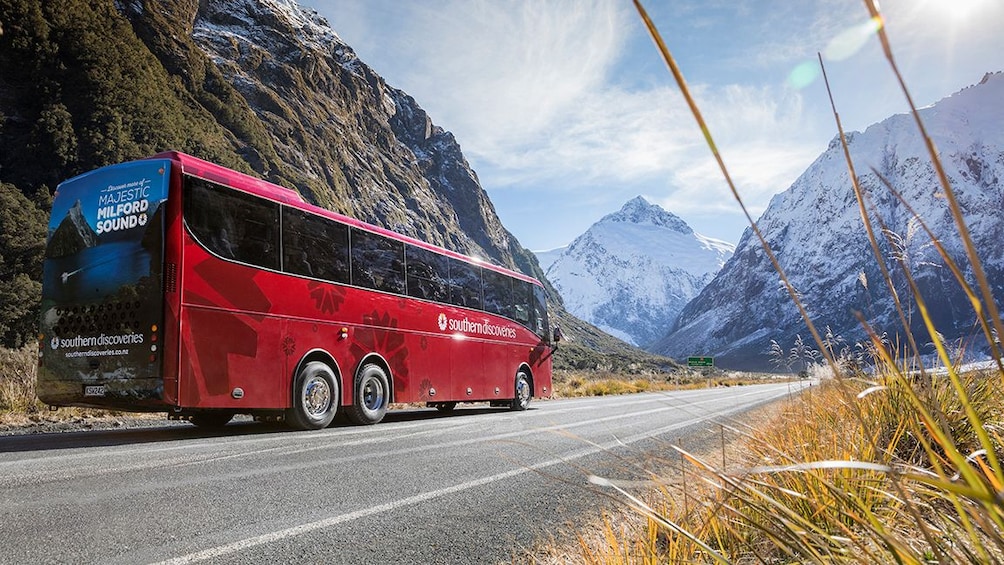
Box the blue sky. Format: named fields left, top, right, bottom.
left=301, top=0, right=1003, bottom=252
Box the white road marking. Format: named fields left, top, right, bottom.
left=153, top=386, right=796, bottom=564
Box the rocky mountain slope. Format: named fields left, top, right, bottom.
left=543, top=197, right=733, bottom=347
left=0, top=0, right=670, bottom=369
left=0, top=0, right=527, bottom=271
left=652, top=72, right=1004, bottom=370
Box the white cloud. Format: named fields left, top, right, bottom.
left=374, top=0, right=630, bottom=154
left=480, top=79, right=823, bottom=214
left=306, top=0, right=1003, bottom=250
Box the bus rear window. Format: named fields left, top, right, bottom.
left=184, top=176, right=279, bottom=270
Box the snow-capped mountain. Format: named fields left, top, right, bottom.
left=534, top=246, right=567, bottom=272
left=543, top=197, right=734, bottom=346
left=651, top=72, right=1004, bottom=370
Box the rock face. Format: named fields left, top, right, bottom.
left=121, top=0, right=533, bottom=272
left=651, top=72, right=1004, bottom=370
left=3, top=0, right=670, bottom=364
left=0, top=0, right=555, bottom=290
left=543, top=197, right=733, bottom=347
left=45, top=200, right=99, bottom=258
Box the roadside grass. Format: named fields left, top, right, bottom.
left=0, top=344, right=41, bottom=415
left=537, top=1, right=1004, bottom=562
left=552, top=369, right=782, bottom=398
left=541, top=369, right=1004, bottom=563
left=0, top=343, right=144, bottom=427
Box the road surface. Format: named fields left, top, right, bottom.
left=0, top=381, right=810, bottom=564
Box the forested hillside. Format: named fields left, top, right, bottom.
left=0, top=0, right=668, bottom=371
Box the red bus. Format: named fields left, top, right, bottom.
left=37, top=152, right=557, bottom=429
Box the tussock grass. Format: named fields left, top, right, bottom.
left=552, top=369, right=780, bottom=398
left=561, top=373, right=1004, bottom=564
left=547, top=1, right=1004, bottom=563
left=0, top=344, right=142, bottom=426
left=0, top=344, right=41, bottom=414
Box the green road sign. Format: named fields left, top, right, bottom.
left=687, top=356, right=714, bottom=367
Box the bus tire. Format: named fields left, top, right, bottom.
left=511, top=370, right=531, bottom=411
left=189, top=411, right=234, bottom=428
left=346, top=363, right=389, bottom=425
left=286, top=361, right=338, bottom=430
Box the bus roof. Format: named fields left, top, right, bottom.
left=149, top=151, right=542, bottom=287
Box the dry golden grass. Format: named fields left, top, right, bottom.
left=0, top=343, right=155, bottom=428
left=535, top=1, right=1004, bottom=562
left=551, top=369, right=782, bottom=399
left=535, top=374, right=1004, bottom=564
left=0, top=344, right=41, bottom=415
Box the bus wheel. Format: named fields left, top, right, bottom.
left=346, top=363, right=389, bottom=425
left=511, top=370, right=531, bottom=411
left=286, top=361, right=338, bottom=430
left=189, top=412, right=234, bottom=428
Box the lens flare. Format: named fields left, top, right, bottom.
left=825, top=16, right=883, bottom=61
left=788, top=61, right=819, bottom=89
left=787, top=16, right=883, bottom=89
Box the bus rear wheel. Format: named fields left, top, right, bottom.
left=511, top=370, right=531, bottom=411
left=286, top=361, right=338, bottom=430
left=346, top=363, right=389, bottom=425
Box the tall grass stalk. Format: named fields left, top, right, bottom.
left=631, top=0, right=840, bottom=379
left=861, top=0, right=1004, bottom=359
left=566, top=1, right=1004, bottom=562
left=573, top=377, right=1004, bottom=563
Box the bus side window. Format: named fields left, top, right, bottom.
left=482, top=269, right=513, bottom=319
left=282, top=207, right=349, bottom=283
left=351, top=228, right=405, bottom=294
left=406, top=245, right=449, bottom=303
left=448, top=259, right=482, bottom=310
left=184, top=176, right=278, bottom=270
left=513, top=280, right=531, bottom=325
left=531, top=285, right=550, bottom=339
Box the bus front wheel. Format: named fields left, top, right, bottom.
left=346, top=363, right=389, bottom=425
left=286, top=361, right=338, bottom=430
left=511, top=370, right=532, bottom=411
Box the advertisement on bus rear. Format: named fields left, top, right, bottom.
left=37, top=159, right=170, bottom=406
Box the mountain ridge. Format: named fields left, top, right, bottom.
left=544, top=196, right=733, bottom=347
left=652, top=71, right=1004, bottom=369
left=0, top=0, right=672, bottom=371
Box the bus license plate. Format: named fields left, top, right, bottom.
left=84, top=385, right=106, bottom=397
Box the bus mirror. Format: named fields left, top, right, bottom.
left=552, top=325, right=563, bottom=344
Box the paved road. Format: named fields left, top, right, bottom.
left=0, top=381, right=810, bottom=564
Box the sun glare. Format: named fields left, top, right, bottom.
left=918, top=0, right=990, bottom=22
